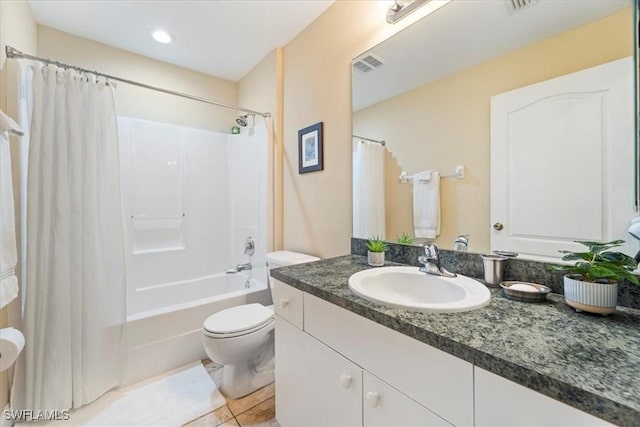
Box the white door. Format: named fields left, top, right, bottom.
left=491, top=57, right=636, bottom=260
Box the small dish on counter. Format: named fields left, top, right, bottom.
left=500, top=281, right=551, bottom=302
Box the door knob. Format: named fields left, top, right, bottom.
left=493, top=222, right=504, bottom=231
left=279, top=299, right=289, bottom=308
left=339, top=374, right=352, bottom=389
left=366, top=392, right=380, bottom=407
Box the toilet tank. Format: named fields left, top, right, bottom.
left=266, top=251, right=320, bottom=302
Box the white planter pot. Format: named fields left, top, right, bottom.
left=368, top=251, right=385, bottom=267
left=563, top=275, right=618, bottom=315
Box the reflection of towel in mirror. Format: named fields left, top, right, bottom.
left=0, top=109, right=20, bottom=309
left=413, top=171, right=440, bottom=239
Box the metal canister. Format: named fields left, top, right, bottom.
left=481, top=254, right=508, bottom=286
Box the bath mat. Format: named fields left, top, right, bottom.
left=27, top=362, right=225, bottom=426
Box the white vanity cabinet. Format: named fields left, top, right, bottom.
left=276, top=311, right=449, bottom=427
left=274, top=280, right=612, bottom=427
left=274, top=280, right=468, bottom=426
left=303, top=292, right=472, bottom=426
left=474, top=367, right=613, bottom=427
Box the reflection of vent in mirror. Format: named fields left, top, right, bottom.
left=509, top=0, right=538, bottom=12
left=352, top=52, right=385, bottom=73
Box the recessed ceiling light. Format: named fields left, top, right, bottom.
left=152, top=30, right=173, bottom=44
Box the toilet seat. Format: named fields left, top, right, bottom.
left=203, top=303, right=274, bottom=338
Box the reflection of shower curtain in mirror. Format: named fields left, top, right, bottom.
left=352, top=140, right=385, bottom=238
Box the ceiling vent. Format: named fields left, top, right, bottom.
left=509, top=0, right=538, bottom=12
left=352, top=52, right=386, bottom=73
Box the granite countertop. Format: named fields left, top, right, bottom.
left=270, top=255, right=640, bottom=427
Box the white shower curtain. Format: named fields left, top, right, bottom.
left=15, top=64, right=126, bottom=411
left=352, top=140, right=385, bottom=238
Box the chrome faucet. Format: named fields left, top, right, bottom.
left=236, top=262, right=252, bottom=272
left=418, top=244, right=457, bottom=278
left=225, top=262, right=252, bottom=274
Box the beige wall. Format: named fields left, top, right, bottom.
left=38, top=26, right=238, bottom=133
left=282, top=0, right=425, bottom=259
left=354, top=7, right=633, bottom=253
left=0, top=0, right=38, bottom=410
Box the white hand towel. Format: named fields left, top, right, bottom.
left=413, top=171, right=440, bottom=239
left=0, top=111, right=19, bottom=309
left=0, top=109, right=23, bottom=136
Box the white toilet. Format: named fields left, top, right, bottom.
left=202, top=250, right=319, bottom=398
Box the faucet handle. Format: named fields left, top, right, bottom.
left=424, top=244, right=439, bottom=260
left=244, top=237, right=255, bottom=256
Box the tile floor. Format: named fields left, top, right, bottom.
left=182, top=360, right=280, bottom=427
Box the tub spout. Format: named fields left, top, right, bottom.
left=226, top=263, right=252, bottom=274
left=236, top=262, right=252, bottom=272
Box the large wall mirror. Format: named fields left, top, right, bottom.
left=352, top=0, right=638, bottom=260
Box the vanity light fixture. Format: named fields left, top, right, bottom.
left=386, top=0, right=451, bottom=24
left=152, top=29, right=173, bottom=44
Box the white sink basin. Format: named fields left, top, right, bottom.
left=348, top=266, right=490, bottom=313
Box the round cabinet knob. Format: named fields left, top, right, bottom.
left=339, top=374, right=352, bottom=389
left=366, top=392, right=380, bottom=408
left=279, top=299, right=289, bottom=308
left=493, top=222, right=504, bottom=231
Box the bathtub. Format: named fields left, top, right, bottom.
left=124, top=269, right=271, bottom=385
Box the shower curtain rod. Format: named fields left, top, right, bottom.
left=353, top=134, right=386, bottom=146
left=5, top=45, right=271, bottom=118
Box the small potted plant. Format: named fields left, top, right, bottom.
left=549, top=240, right=638, bottom=315
left=366, top=236, right=389, bottom=267
left=396, top=232, right=414, bottom=245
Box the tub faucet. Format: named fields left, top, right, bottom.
left=225, top=262, right=252, bottom=274
left=236, top=262, right=252, bottom=272
left=418, top=244, right=457, bottom=278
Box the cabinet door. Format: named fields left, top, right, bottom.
left=363, top=372, right=452, bottom=427
left=275, top=316, right=309, bottom=427
left=304, top=293, right=473, bottom=426
left=275, top=315, right=362, bottom=427
left=474, top=367, right=614, bottom=427
left=302, top=332, right=363, bottom=427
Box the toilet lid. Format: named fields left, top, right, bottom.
left=203, top=303, right=274, bottom=335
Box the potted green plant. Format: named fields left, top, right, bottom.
left=366, top=236, right=389, bottom=267
left=396, top=232, right=414, bottom=245
left=549, top=240, right=638, bottom=315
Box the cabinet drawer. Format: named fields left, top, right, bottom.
left=304, top=293, right=474, bottom=426
left=273, top=280, right=304, bottom=329
left=475, top=367, right=613, bottom=427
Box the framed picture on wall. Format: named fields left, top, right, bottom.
left=298, top=122, right=323, bottom=174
